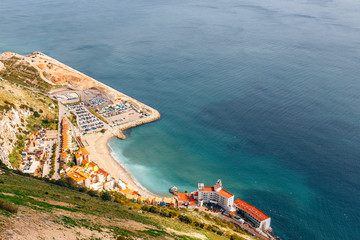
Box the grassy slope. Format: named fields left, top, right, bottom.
left=0, top=170, right=257, bottom=240
left=0, top=56, right=59, bottom=92
left=0, top=60, right=59, bottom=167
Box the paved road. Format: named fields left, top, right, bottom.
left=219, top=215, right=270, bottom=240
left=52, top=101, right=65, bottom=180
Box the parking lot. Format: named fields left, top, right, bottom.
left=65, top=103, right=105, bottom=134
left=99, top=101, right=149, bottom=126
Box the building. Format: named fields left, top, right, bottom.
left=177, top=192, right=198, bottom=209
left=60, top=152, right=70, bottom=163
left=197, top=179, right=235, bottom=211
left=75, top=147, right=90, bottom=166
left=61, top=117, right=72, bottom=152
left=234, top=198, right=271, bottom=230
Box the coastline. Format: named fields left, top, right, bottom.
left=83, top=133, right=158, bottom=198
left=1, top=51, right=162, bottom=198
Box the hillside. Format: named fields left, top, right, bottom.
left=0, top=69, right=58, bottom=168
left=0, top=166, right=258, bottom=240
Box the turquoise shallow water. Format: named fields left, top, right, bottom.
left=1, top=0, right=360, bottom=239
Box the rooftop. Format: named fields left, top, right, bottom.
left=198, top=186, right=234, bottom=199
left=234, top=198, right=269, bottom=222
left=178, top=192, right=198, bottom=203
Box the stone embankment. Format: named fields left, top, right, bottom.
left=113, top=110, right=160, bottom=140
left=117, top=110, right=161, bottom=131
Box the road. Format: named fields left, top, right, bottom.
left=52, top=101, right=65, bottom=180
left=219, top=215, right=271, bottom=240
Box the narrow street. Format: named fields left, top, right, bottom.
left=52, top=102, right=65, bottom=180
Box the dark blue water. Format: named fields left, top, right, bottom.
left=1, top=0, right=360, bottom=239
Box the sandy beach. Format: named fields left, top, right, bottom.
left=83, top=133, right=157, bottom=198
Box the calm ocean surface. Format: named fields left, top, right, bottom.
left=1, top=0, right=360, bottom=239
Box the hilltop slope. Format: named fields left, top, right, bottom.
left=0, top=167, right=258, bottom=240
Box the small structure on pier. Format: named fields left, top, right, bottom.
left=169, top=186, right=178, bottom=195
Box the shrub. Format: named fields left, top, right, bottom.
left=101, top=191, right=112, bottom=201
left=78, top=187, right=87, bottom=193
left=88, top=190, right=98, bottom=197
left=149, top=206, right=159, bottom=213
left=178, top=214, right=192, bottom=224
left=0, top=199, right=18, bottom=213
left=230, top=234, right=246, bottom=240
left=141, top=205, right=150, bottom=211
left=33, top=111, right=40, bottom=118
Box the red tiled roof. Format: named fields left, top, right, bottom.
left=62, top=117, right=70, bottom=131
left=178, top=193, right=187, bottom=201
left=234, top=198, right=269, bottom=222
left=79, top=147, right=90, bottom=156
left=60, top=152, right=69, bottom=158
left=198, top=186, right=233, bottom=199
left=178, top=192, right=197, bottom=203
left=218, top=189, right=234, bottom=198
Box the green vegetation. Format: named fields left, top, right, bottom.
left=33, top=111, right=40, bottom=118
left=0, top=74, right=58, bottom=167
left=8, top=134, right=25, bottom=167
left=0, top=199, right=18, bottom=213
left=88, top=108, right=109, bottom=124
left=0, top=56, right=57, bottom=92
left=68, top=111, right=77, bottom=127
left=0, top=163, right=258, bottom=239
left=101, top=191, right=112, bottom=201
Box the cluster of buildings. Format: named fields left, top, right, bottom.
left=61, top=142, right=177, bottom=207
left=54, top=92, right=79, bottom=103
left=20, top=128, right=57, bottom=176
left=177, top=180, right=271, bottom=231
left=63, top=154, right=127, bottom=192
left=59, top=117, right=72, bottom=165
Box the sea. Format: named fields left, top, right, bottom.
left=1, top=0, right=360, bottom=239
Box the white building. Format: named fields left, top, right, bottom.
left=234, top=198, right=271, bottom=230
left=197, top=179, right=235, bottom=211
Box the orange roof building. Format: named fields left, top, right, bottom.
left=197, top=179, right=234, bottom=211
left=62, top=117, right=70, bottom=132
left=75, top=147, right=90, bottom=166
left=177, top=192, right=198, bottom=209
left=61, top=131, right=71, bottom=151
left=234, top=198, right=271, bottom=230
left=61, top=117, right=72, bottom=152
